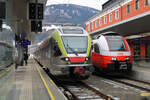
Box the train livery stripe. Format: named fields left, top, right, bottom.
left=52, top=31, right=67, bottom=57
left=35, top=64, right=55, bottom=100
left=69, top=57, right=85, bottom=62
left=87, top=35, right=92, bottom=57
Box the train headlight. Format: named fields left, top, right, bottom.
left=65, top=58, right=69, bottom=61
left=125, top=57, right=130, bottom=60
left=85, top=57, right=89, bottom=61
left=111, top=57, right=117, bottom=61
left=61, top=57, right=69, bottom=61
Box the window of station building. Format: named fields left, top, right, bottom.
left=92, top=22, right=94, bottom=29
left=99, top=18, right=102, bottom=26
left=88, top=23, right=90, bottom=31
left=94, top=44, right=100, bottom=54
left=95, top=20, right=97, bottom=28
left=127, top=4, right=131, bottom=13
left=104, top=16, right=107, bottom=24
left=115, top=10, right=119, bottom=19
left=145, top=0, right=150, bottom=6
left=135, top=0, right=139, bottom=10
left=109, top=13, right=112, bottom=22
left=90, top=23, right=92, bottom=30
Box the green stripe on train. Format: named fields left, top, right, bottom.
left=52, top=31, right=68, bottom=57
left=87, top=35, right=92, bottom=57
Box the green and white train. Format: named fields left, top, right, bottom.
left=34, top=25, right=92, bottom=80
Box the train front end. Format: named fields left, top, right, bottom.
left=102, top=33, right=132, bottom=72
left=92, top=32, right=132, bottom=74
left=52, top=26, right=92, bottom=79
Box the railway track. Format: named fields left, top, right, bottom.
left=35, top=59, right=117, bottom=100
left=46, top=73, right=116, bottom=100
left=62, top=81, right=116, bottom=100
left=106, top=76, right=150, bottom=93
left=124, top=76, right=150, bottom=86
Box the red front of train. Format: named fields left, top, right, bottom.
left=92, top=32, right=132, bottom=73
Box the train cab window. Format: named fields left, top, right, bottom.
left=94, top=44, right=100, bottom=54
left=105, top=36, right=126, bottom=51
left=96, top=35, right=100, bottom=39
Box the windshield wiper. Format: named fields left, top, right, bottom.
left=66, top=44, right=78, bottom=56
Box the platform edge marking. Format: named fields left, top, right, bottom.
left=35, top=64, right=55, bottom=100
left=0, top=65, right=13, bottom=78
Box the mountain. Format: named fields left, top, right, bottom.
left=34, top=4, right=99, bottom=43
left=44, top=4, right=99, bottom=26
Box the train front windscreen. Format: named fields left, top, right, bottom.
left=105, top=36, right=126, bottom=51
left=62, top=36, right=88, bottom=54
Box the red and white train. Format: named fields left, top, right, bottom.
left=92, top=32, right=132, bottom=73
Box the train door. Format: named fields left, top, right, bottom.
left=93, top=43, right=100, bottom=66
left=50, top=38, right=56, bottom=65
left=133, top=39, right=140, bottom=61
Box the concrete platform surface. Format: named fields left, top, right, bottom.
left=0, top=59, right=68, bottom=100
left=128, top=61, right=150, bottom=82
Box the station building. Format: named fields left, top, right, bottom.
left=85, top=0, right=150, bottom=62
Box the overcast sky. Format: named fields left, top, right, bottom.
left=46, top=0, right=109, bottom=10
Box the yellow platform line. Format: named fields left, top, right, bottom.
left=35, top=64, right=55, bottom=100
left=0, top=65, right=13, bottom=78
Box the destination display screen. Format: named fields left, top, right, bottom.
left=62, top=28, right=83, bottom=34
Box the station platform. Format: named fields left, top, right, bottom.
left=127, top=61, right=150, bottom=82
left=0, top=59, right=68, bottom=100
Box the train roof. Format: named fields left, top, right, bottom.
left=42, top=25, right=85, bottom=33
left=95, top=31, right=121, bottom=39
left=101, top=31, right=120, bottom=35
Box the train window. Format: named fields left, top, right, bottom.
left=62, top=36, right=88, bottom=54
left=62, top=28, right=83, bottom=34
left=52, top=39, right=62, bottom=57
left=105, top=36, right=126, bottom=51
left=53, top=45, right=62, bottom=57
left=96, top=35, right=100, bottom=39
left=94, top=44, right=100, bottom=54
